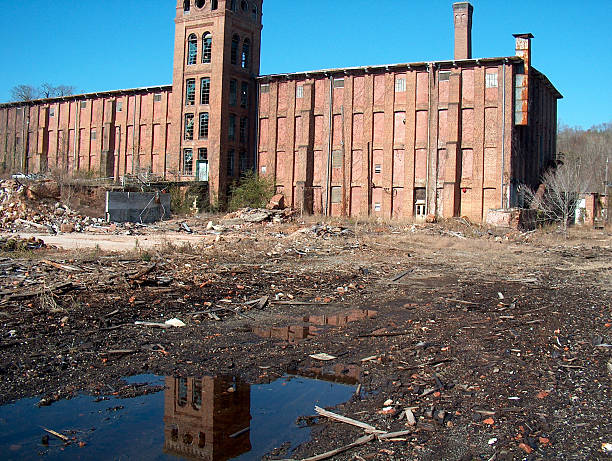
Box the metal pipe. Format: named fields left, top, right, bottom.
left=324, top=75, right=333, bottom=216
left=501, top=60, right=507, bottom=208
left=132, top=95, right=137, bottom=174
left=425, top=63, right=432, bottom=215
left=254, top=79, right=260, bottom=176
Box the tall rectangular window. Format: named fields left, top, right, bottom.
left=116, top=101, right=123, bottom=112
left=200, top=77, right=210, bottom=105
left=240, top=82, right=249, bottom=108
left=184, top=113, right=194, bottom=140
left=229, top=114, right=236, bottom=140
left=486, top=73, right=498, bottom=88
left=229, top=79, right=237, bottom=106
left=239, top=151, right=247, bottom=173
left=296, top=85, right=304, bottom=98
left=395, top=77, right=406, bottom=93
left=154, top=93, right=162, bottom=102
left=228, top=149, right=235, bottom=177
left=239, top=117, right=248, bottom=144
left=183, top=148, right=193, bottom=175
left=186, top=79, right=196, bottom=105
left=91, top=129, right=97, bottom=140
left=199, top=112, right=209, bottom=139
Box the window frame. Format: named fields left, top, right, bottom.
left=231, top=34, right=240, bottom=65
left=240, top=81, right=249, bottom=108
left=241, top=38, right=250, bottom=69
left=183, top=148, right=194, bottom=175
left=185, top=79, right=196, bottom=106
left=187, top=34, right=198, bottom=65
left=184, top=113, right=195, bottom=140
left=200, top=77, right=210, bottom=105
left=199, top=112, right=209, bottom=139
left=228, top=113, right=236, bottom=141
left=229, top=79, right=238, bottom=106
left=202, top=32, right=212, bottom=64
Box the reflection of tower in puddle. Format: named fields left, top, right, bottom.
left=252, top=310, right=377, bottom=342
left=163, top=376, right=251, bottom=461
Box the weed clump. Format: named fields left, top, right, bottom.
left=228, top=171, right=274, bottom=211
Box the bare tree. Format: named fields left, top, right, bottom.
left=10, top=83, right=76, bottom=102
left=521, top=160, right=592, bottom=237
left=10, top=85, right=40, bottom=102
left=39, top=83, right=76, bottom=98
left=558, top=121, right=611, bottom=194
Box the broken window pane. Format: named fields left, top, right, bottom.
left=186, top=79, right=196, bottom=105
left=198, top=147, right=208, bottom=160
left=183, top=149, right=193, bottom=175
left=200, top=77, right=210, bottom=105
left=154, top=93, right=162, bottom=102
left=184, top=113, right=194, bottom=140
left=187, top=34, right=197, bottom=65
left=202, top=32, right=212, bottom=63
left=199, top=112, right=209, bottom=139
left=241, top=39, right=250, bottom=69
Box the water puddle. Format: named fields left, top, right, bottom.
left=0, top=374, right=356, bottom=460
left=253, top=309, right=377, bottom=342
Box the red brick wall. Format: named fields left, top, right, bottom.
left=257, top=62, right=523, bottom=222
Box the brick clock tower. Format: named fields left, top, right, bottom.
left=171, top=0, right=262, bottom=203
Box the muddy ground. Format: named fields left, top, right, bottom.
left=1, top=218, right=611, bottom=460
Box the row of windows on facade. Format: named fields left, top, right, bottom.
left=46, top=94, right=164, bottom=118
left=182, top=147, right=248, bottom=176
left=185, top=78, right=249, bottom=107
left=184, top=112, right=248, bottom=142
left=260, top=71, right=499, bottom=98
left=184, top=0, right=258, bottom=20
left=187, top=32, right=250, bottom=69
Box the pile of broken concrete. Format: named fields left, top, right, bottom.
left=0, top=179, right=105, bottom=234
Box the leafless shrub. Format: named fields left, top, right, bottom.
left=520, top=161, right=592, bottom=237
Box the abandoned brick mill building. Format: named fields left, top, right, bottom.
left=0, top=1, right=561, bottom=222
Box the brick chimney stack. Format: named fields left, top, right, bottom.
left=453, top=2, right=473, bottom=60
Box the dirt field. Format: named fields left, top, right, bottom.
left=1, top=216, right=611, bottom=460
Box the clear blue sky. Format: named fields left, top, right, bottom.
left=0, top=0, right=610, bottom=129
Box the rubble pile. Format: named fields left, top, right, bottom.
left=0, top=235, right=46, bottom=252
left=0, top=180, right=105, bottom=233
left=223, top=207, right=297, bottom=224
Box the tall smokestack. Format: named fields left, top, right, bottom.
left=453, top=2, right=473, bottom=60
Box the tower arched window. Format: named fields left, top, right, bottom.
left=231, top=35, right=240, bottom=65
left=241, top=39, right=250, bottom=69
left=183, top=0, right=191, bottom=13
left=252, top=4, right=258, bottom=20
left=187, top=34, right=197, bottom=65
left=202, top=32, right=212, bottom=63
left=230, top=0, right=238, bottom=12
left=195, top=0, right=205, bottom=8
left=211, top=0, right=218, bottom=9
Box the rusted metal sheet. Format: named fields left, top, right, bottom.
left=515, top=74, right=529, bottom=125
